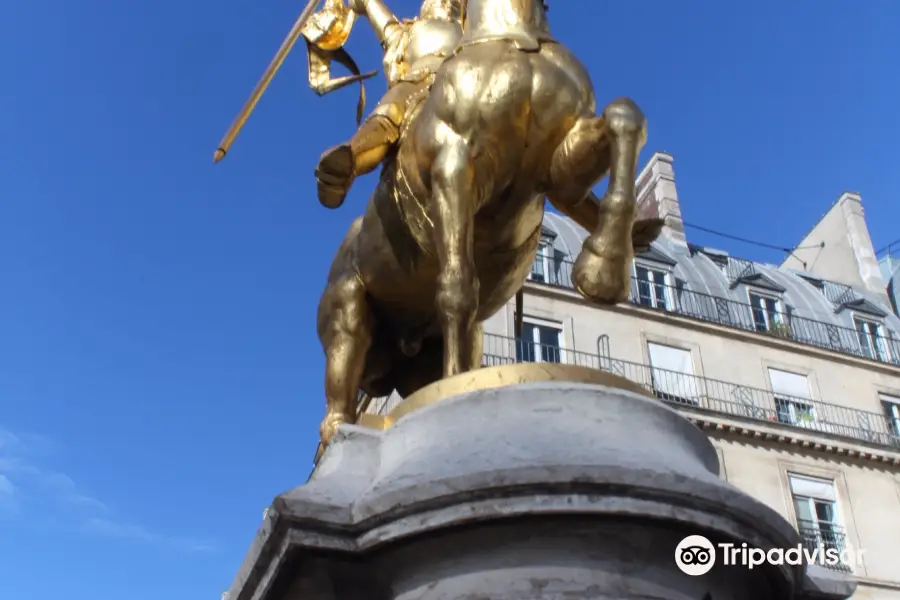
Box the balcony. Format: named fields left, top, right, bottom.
left=363, top=334, right=900, bottom=452
left=481, top=334, right=898, bottom=449
left=526, top=255, right=900, bottom=367
left=797, top=519, right=854, bottom=573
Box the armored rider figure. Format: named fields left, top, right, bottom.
left=315, top=0, right=465, bottom=209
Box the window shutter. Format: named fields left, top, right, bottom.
left=789, top=474, right=835, bottom=501
left=647, top=343, right=698, bottom=400
left=768, top=368, right=811, bottom=400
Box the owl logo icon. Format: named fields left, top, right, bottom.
left=676, top=535, right=716, bottom=576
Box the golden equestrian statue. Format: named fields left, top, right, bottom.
left=214, top=0, right=664, bottom=445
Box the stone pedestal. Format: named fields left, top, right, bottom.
left=222, top=365, right=856, bottom=600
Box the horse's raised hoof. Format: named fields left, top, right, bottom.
left=315, top=144, right=355, bottom=209
left=572, top=235, right=632, bottom=305
left=631, top=218, right=666, bottom=253
left=319, top=410, right=351, bottom=445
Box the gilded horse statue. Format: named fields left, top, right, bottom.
left=314, top=0, right=664, bottom=444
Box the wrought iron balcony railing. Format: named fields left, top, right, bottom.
left=483, top=334, right=898, bottom=449
left=526, top=255, right=900, bottom=366
left=796, top=519, right=853, bottom=572
left=362, top=334, right=900, bottom=450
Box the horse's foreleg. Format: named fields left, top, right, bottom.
left=546, top=115, right=611, bottom=227
left=549, top=98, right=646, bottom=304
left=430, top=139, right=480, bottom=378
left=317, top=270, right=375, bottom=445
left=469, top=321, right=484, bottom=370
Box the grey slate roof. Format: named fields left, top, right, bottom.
left=541, top=211, right=900, bottom=341
left=880, top=258, right=900, bottom=317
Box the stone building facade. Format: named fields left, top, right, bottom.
left=362, top=152, right=900, bottom=598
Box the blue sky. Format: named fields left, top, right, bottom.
left=0, top=1, right=897, bottom=598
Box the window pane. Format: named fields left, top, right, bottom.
left=889, top=402, right=900, bottom=436
left=855, top=319, right=874, bottom=358
left=814, top=500, right=836, bottom=524
left=752, top=306, right=768, bottom=331
left=765, top=298, right=781, bottom=325
left=794, top=498, right=815, bottom=523
left=637, top=279, right=653, bottom=307
left=516, top=324, right=538, bottom=362
left=749, top=294, right=768, bottom=331
left=654, top=282, right=667, bottom=310
left=530, top=249, right=545, bottom=282
left=516, top=323, right=561, bottom=364
left=775, top=398, right=794, bottom=424
left=538, top=325, right=561, bottom=363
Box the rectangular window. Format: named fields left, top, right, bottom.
left=635, top=265, right=669, bottom=310
left=529, top=240, right=553, bottom=284
left=881, top=393, right=900, bottom=438
left=854, top=317, right=889, bottom=361
left=789, top=474, right=845, bottom=558
left=516, top=320, right=562, bottom=364
left=768, top=369, right=816, bottom=428
left=647, top=342, right=699, bottom=405
left=749, top=292, right=782, bottom=332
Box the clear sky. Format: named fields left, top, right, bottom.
left=0, top=1, right=897, bottom=598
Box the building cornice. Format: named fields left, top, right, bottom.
left=681, top=411, right=900, bottom=467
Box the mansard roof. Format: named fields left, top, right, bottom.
left=540, top=209, right=900, bottom=338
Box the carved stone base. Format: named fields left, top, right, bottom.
left=223, top=366, right=856, bottom=600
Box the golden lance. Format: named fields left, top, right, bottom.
left=213, top=0, right=324, bottom=163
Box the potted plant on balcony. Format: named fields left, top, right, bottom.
left=796, top=411, right=817, bottom=429
left=769, top=321, right=792, bottom=339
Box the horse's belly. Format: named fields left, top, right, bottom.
left=475, top=222, right=543, bottom=320
left=360, top=224, right=541, bottom=330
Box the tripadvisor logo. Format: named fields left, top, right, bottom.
left=675, top=535, right=717, bottom=576
left=675, top=535, right=864, bottom=576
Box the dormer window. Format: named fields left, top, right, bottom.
left=854, top=316, right=890, bottom=361
left=529, top=237, right=554, bottom=285
left=699, top=247, right=729, bottom=276
left=635, top=264, right=671, bottom=310
left=748, top=291, right=785, bottom=333
left=798, top=274, right=826, bottom=295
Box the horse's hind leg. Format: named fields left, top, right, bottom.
left=317, top=261, right=375, bottom=445
left=549, top=98, right=647, bottom=304
left=430, top=140, right=480, bottom=377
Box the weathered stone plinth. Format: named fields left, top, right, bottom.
left=223, top=365, right=856, bottom=600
